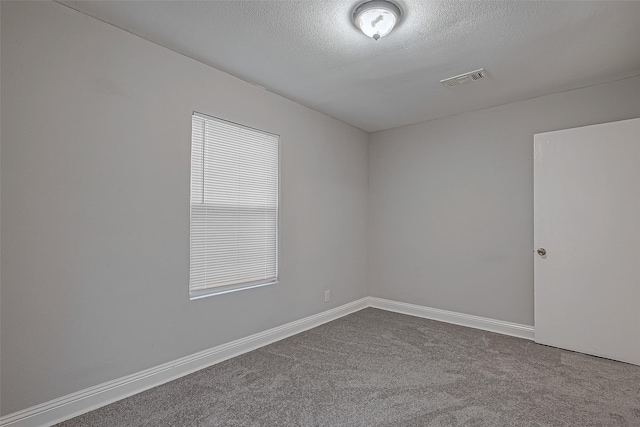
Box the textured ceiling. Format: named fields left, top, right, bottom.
left=59, top=0, right=640, bottom=132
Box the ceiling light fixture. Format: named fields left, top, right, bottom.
left=352, top=0, right=402, bottom=41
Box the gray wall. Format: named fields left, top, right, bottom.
left=368, top=74, right=640, bottom=327
left=0, top=2, right=368, bottom=414
left=0, top=1, right=3, bottom=414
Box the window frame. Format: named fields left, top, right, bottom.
left=189, top=111, right=280, bottom=300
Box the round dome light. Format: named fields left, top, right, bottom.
left=352, top=0, right=402, bottom=41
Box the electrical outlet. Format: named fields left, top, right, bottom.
left=324, top=290, right=331, bottom=303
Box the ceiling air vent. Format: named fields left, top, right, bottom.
left=441, top=69, right=487, bottom=88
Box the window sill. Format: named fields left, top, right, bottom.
left=189, top=280, right=278, bottom=300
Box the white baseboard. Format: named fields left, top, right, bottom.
left=368, top=297, right=535, bottom=341
left=1, top=296, right=534, bottom=427
left=0, top=298, right=369, bottom=427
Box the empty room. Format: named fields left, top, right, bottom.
left=1, top=0, right=640, bottom=426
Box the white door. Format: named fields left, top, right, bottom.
left=534, top=118, right=640, bottom=365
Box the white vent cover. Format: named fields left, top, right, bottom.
left=441, top=69, right=487, bottom=87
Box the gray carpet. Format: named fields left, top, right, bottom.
left=56, top=308, right=640, bottom=426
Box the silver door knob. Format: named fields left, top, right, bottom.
left=537, top=248, right=546, bottom=256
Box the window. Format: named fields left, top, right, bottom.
left=190, top=112, right=279, bottom=299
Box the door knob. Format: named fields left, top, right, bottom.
left=537, top=248, right=546, bottom=256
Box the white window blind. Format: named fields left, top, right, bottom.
left=190, top=113, right=279, bottom=298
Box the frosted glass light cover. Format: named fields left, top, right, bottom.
left=356, top=8, right=397, bottom=39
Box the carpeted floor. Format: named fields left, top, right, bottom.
left=56, top=308, right=640, bottom=426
